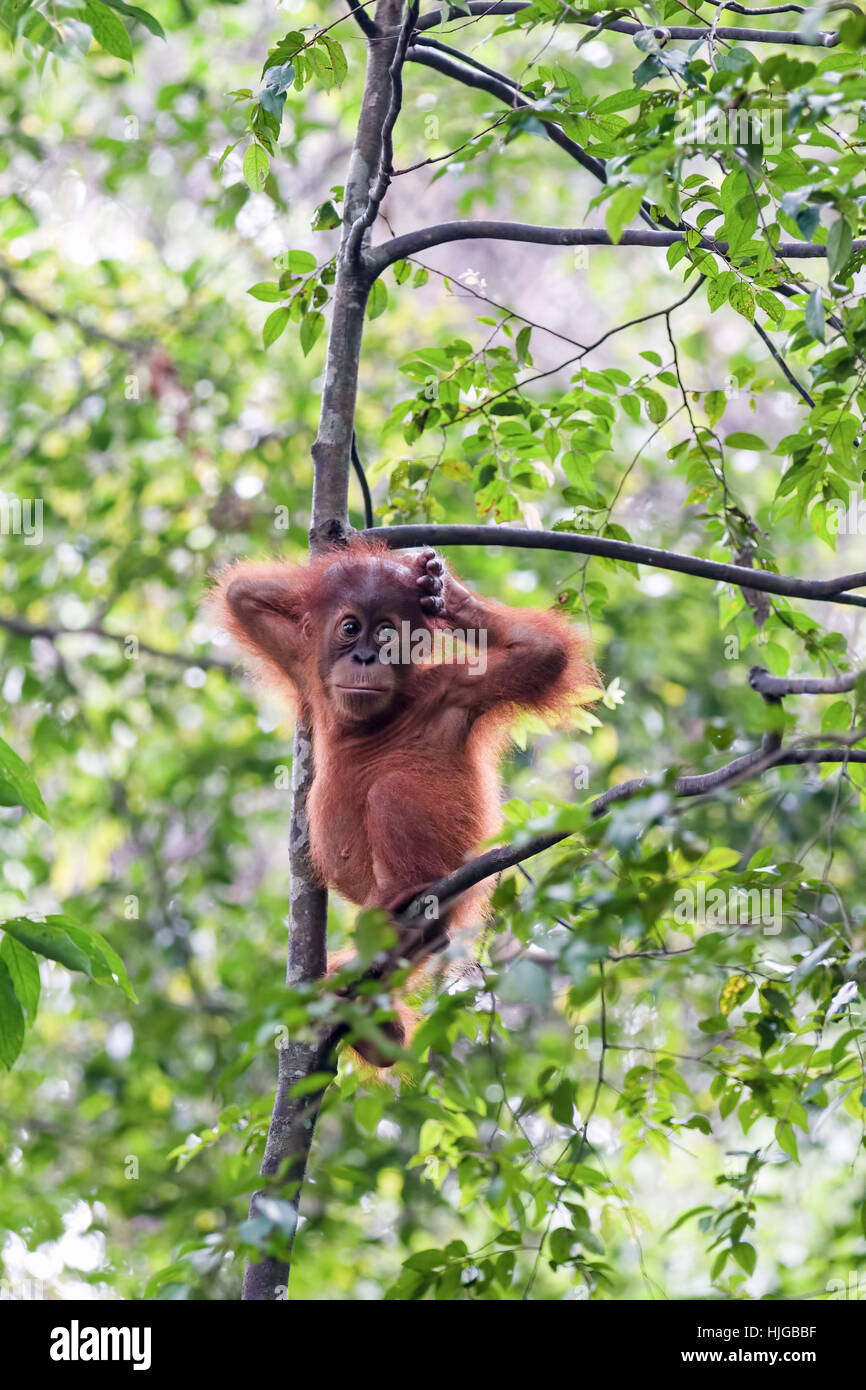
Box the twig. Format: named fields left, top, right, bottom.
left=752, top=318, right=816, bottom=409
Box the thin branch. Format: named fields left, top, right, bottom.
left=362, top=523, right=866, bottom=608
left=393, top=112, right=510, bottom=173
left=351, top=431, right=375, bottom=529
left=719, top=2, right=858, bottom=13
left=0, top=264, right=151, bottom=354
left=243, top=0, right=410, bottom=1303
left=406, top=42, right=619, bottom=208
left=0, top=613, right=231, bottom=670
left=415, top=1, right=843, bottom=45
left=407, top=253, right=588, bottom=350
left=296, top=732, right=866, bottom=1079
left=369, top=220, right=866, bottom=272
left=445, top=279, right=702, bottom=423
left=417, top=0, right=527, bottom=26
left=570, top=15, right=841, bottom=47
left=752, top=318, right=816, bottom=409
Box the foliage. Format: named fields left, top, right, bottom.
left=1, top=0, right=865, bottom=1301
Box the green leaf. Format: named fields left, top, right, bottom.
left=2, top=915, right=136, bottom=1000
left=0, top=936, right=40, bottom=1021
left=63, top=917, right=136, bottom=1000
left=605, top=185, right=643, bottom=245
left=827, top=218, right=853, bottom=280
left=732, top=1241, right=757, bottom=1276
left=515, top=324, right=531, bottom=368
left=0, top=738, right=49, bottom=821
left=320, top=35, right=348, bottom=86
left=640, top=388, right=667, bottom=425
left=805, top=287, right=825, bottom=343
left=263, top=307, right=290, bottom=348
left=100, top=0, right=164, bottom=39
left=247, top=282, right=282, bottom=302
left=756, top=290, right=784, bottom=325
left=299, top=310, right=324, bottom=356
left=286, top=249, right=316, bottom=274
left=242, top=143, right=270, bottom=192
left=366, top=278, right=388, bottom=320
left=728, top=281, right=755, bottom=322
left=0, top=958, right=24, bottom=1068
left=83, top=0, right=133, bottom=61
left=725, top=432, right=767, bottom=450
left=707, top=271, right=735, bottom=313
left=775, top=1119, right=799, bottom=1162
left=704, top=389, right=726, bottom=425
left=312, top=200, right=341, bottom=231
left=2, top=917, right=90, bottom=973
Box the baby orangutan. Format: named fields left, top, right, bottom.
left=212, top=540, right=594, bottom=1065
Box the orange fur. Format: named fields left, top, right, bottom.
left=208, top=540, right=597, bottom=1066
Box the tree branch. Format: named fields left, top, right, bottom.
left=285, top=732, right=866, bottom=1088
left=345, top=0, right=379, bottom=37
left=369, top=220, right=866, bottom=272
left=362, top=524, right=866, bottom=608
left=0, top=263, right=152, bottom=354
left=0, top=613, right=231, bottom=670
left=751, top=318, right=815, bottom=409
left=406, top=41, right=611, bottom=191
left=749, top=665, right=862, bottom=697
left=309, top=2, right=409, bottom=542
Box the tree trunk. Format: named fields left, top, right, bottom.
left=241, top=0, right=405, bottom=1301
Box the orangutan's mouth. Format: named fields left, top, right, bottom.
left=336, top=685, right=387, bottom=695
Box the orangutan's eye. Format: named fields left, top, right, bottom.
left=340, top=617, right=361, bottom=638
left=375, top=623, right=398, bottom=644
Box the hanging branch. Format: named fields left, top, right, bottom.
left=362, top=524, right=866, bottom=609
